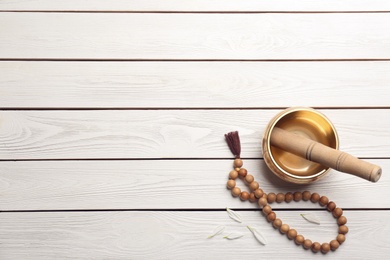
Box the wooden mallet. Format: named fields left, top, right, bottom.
left=270, top=127, right=382, bottom=182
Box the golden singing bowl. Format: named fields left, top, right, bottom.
left=262, top=107, right=339, bottom=184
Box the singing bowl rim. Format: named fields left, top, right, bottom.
left=262, top=107, right=339, bottom=184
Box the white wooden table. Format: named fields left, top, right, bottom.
left=1, top=1, right=390, bottom=259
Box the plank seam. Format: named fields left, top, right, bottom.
left=1, top=11, right=390, bottom=14
left=0, top=157, right=388, bottom=162
left=1, top=107, right=390, bottom=111
left=1, top=208, right=389, bottom=213
left=2, top=59, right=390, bottom=62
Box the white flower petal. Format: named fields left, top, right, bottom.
left=207, top=225, right=225, bottom=238
left=300, top=213, right=321, bottom=225
left=247, top=226, right=267, bottom=245
left=223, top=233, right=244, bottom=240
left=226, top=208, right=242, bottom=223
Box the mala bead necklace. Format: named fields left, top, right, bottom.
left=225, top=131, right=348, bottom=254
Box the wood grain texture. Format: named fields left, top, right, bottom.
left=0, top=210, right=389, bottom=259
left=1, top=13, right=390, bottom=59
left=0, top=159, right=388, bottom=210
left=1, top=0, right=390, bottom=12
left=1, top=1, right=389, bottom=259
left=1, top=61, right=390, bottom=108
left=0, top=110, right=388, bottom=159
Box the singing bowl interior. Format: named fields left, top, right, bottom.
left=263, top=108, right=339, bottom=183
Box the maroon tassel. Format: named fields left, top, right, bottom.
left=225, top=131, right=241, bottom=158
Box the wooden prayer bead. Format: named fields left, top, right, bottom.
left=229, top=170, right=239, bottom=180
left=321, top=243, right=330, bottom=253
left=295, top=235, right=305, bottom=245
left=280, top=224, right=290, bottom=234
left=267, top=192, right=276, bottom=203
left=226, top=179, right=236, bottom=189
left=245, top=174, right=254, bottom=184
left=302, top=191, right=311, bottom=201
left=273, top=218, right=282, bottom=229
left=337, top=234, right=346, bottom=244
left=287, top=229, right=297, bottom=240
left=231, top=187, right=241, bottom=197
left=310, top=192, right=320, bottom=203
left=254, top=189, right=264, bottom=199
left=234, top=158, right=243, bottom=168
left=267, top=212, right=276, bottom=222
left=249, top=181, right=259, bottom=191
left=319, top=196, right=329, bottom=206
left=337, top=216, right=347, bottom=225
left=240, top=191, right=249, bottom=201
left=262, top=205, right=272, bottom=215
left=311, top=242, right=321, bottom=253
left=293, top=192, right=302, bottom=202
left=258, top=197, right=267, bottom=207
left=249, top=192, right=257, bottom=202
left=327, top=201, right=336, bottom=212
left=238, top=168, right=247, bottom=177
left=339, top=225, right=349, bottom=234
left=330, top=240, right=340, bottom=250
left=285, top=192, right=293, bottom=203
left=333, top=207, right=343, bottom=218
left=276, top=193, right=285, bottom=203
left=303, top=239, right=313, bottom=249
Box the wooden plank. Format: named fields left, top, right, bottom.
left=0, top=110, right=388, bottom=159
left=1, top=61, right=390, bottom=108
left=1, top=0, right=390, bottom=12
left=0, top=159, right=388, bottom=210
left=1, top=13, right=390, bottom=59
left=0, top=210, right=389, bottom=259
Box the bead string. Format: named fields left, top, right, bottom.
left=227, top=158, right=348, bottom=254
